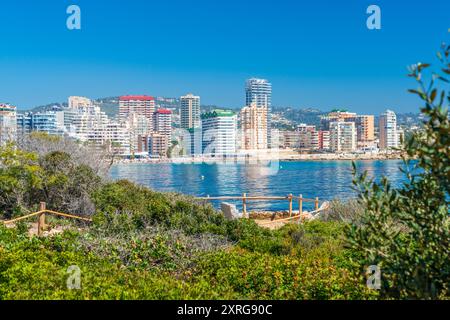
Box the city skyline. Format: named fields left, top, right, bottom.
left=1, top=1, right=449, bottom=112
left=4, top=89, right=403, bottom=158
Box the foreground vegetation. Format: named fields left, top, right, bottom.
left=0, top=44, right=449, bottom=300
left=0, top=180, right=374, bottom=299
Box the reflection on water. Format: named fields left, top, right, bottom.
left=110, top=160, right=407, bottom=211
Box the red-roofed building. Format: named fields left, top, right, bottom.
left=153, top=108, right=172, bottom=138
left=119, top=95, right=156, bottom=120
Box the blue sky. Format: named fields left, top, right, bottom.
left=0, top=0, right=449, bottom=112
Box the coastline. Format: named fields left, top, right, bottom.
left=113, top=152, right=405, bottom=165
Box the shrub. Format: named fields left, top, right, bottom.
left=323, top=199, right=365, bottom=223
left=347, top=43, right=450, bottom=299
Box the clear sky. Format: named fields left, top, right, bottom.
left=0, top=0, right=449, bottom=112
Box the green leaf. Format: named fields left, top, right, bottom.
left=430, top=89, right=437, bottom=103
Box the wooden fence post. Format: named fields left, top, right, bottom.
left=38, top=202, right=46, bottom=236
left=288, top=194, right=293, bottom=217
left=315, top=197, right=319, bottom=211
left=299, top=194, right=303, bottom=216
left=242, top=193, right=247, bottom=218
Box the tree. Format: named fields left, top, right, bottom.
left=347, top=43, right=450, bottom=299
left=18, top=132, right=113, bottom=179
left=0, top=143, right=42, bottom=218
left=0, top=142, right=103, bottom=218
left=37, top=151, right=102, bottom=215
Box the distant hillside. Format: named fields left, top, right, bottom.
left=94, top=97, right=120, bottom=118
left=26, top=96, right=181, bottom=118
left=272, top=106, right=423, bottom=129
left=24, top=102, right=67, bottom=113
left=272, top=106, right=326, bottom=128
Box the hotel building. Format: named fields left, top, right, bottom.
left=201, top=110, right=237, bottom=156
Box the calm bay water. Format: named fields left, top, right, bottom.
left=109, top=160, right=407, bottom=211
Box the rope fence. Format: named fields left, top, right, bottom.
left=2, top=202, right=92, bottom=236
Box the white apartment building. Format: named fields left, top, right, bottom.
left=87, top=121, right=131, bottom=155
left=63, top=104, right=131, bottom=155
left=379, top=109, right=398, bottom=150
left=201, top=110, right=237, bottom=156
left=66, top=106, right=110, bottom=141
left=329, top=121, right=357, bottom=152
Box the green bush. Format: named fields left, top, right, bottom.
left=0, top=213, right=374, bottom=300
left=91, top=180, right=227, bottom=235
left=193, top=248, right=374, bottom=300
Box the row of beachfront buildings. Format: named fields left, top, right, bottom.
left=281, top=109, right=403, bottom=153
left=0, top=78, right=402, bottom=157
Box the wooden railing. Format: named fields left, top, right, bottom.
left=256, top=201, right=330, bottom=227
left=199, top=194, right=322, bottom=218
left=3, top=197, right=329, bottom=235
left=2, top=202, right=92, bottom=236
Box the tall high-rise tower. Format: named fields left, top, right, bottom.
left=240, top=103, right=268, bottom=150
left=180, top=94, right=200, bottom=129
left=379, top=110, right=398, bottom=150
left=245, top=78, right=272, bottom=148
left=245, top=78, right=272, bottom=108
